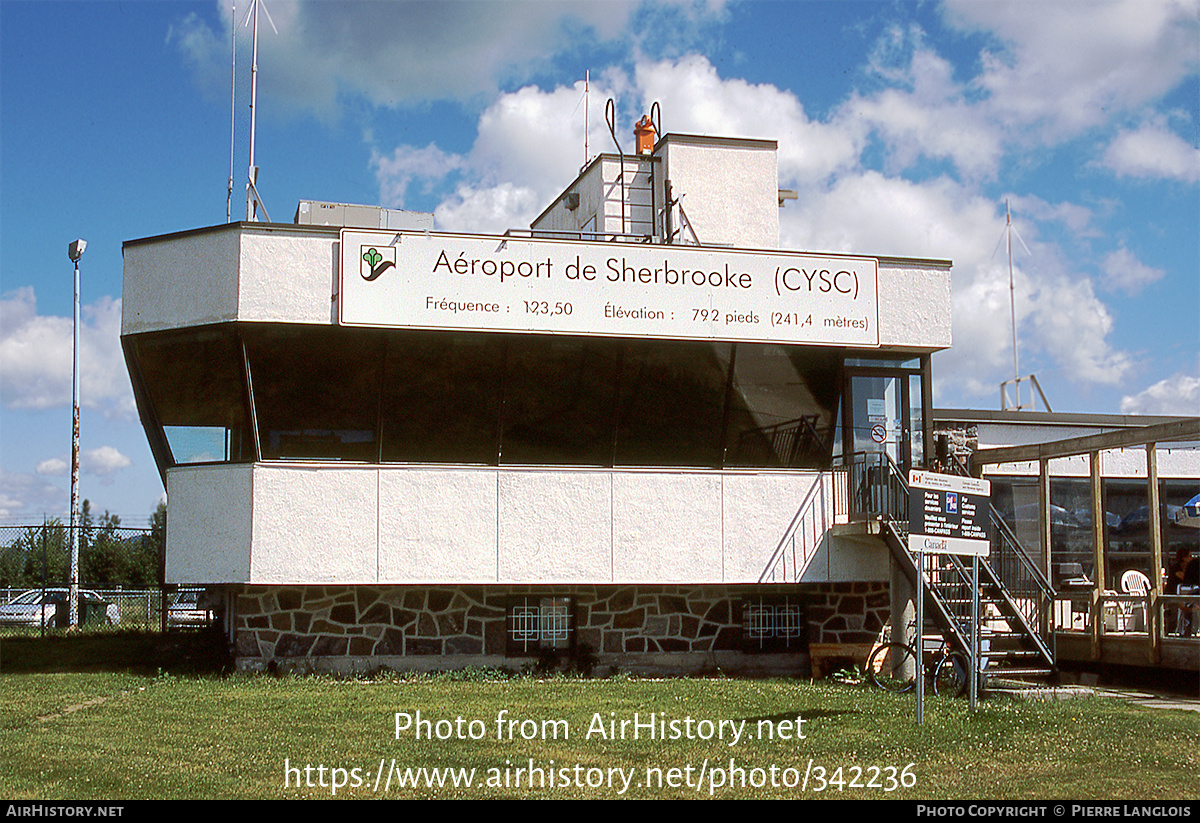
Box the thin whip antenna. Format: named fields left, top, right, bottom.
left=993, top=199, right=1033, bottom=409
left=227, top=1, right=236, bottom=222
left=570, top=70, right=590, bottom=168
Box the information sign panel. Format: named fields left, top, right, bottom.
left=907, top=470, right=991, bottom=556
left=338, top=230, right=880, bottom=347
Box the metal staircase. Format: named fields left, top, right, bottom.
left=844, top=453, right=1056, bottom=685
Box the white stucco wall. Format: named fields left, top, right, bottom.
left=973, top=422, right=1200, bottom=478
left=237, top=232, right=337, bottom=325
left=877, top=263, right=952, bottom=350
left=164, top=465, right=253, bottom=582
left=164, top=464, right=885, bottom=586
left=659, top=138, right=779, bottom=249
left=122, top=226, right=337, bottom=335
left=122, top=228, right=242, bottom=334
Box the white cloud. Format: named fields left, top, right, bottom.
left=81, top=446, right=133, bottom=478
left=944, top=0, right=1200, bottom=140
left=0, top=287, right=136, bottom=418
left=35, top=458, right=67, bottom=477
left=1101, top=246, right=1166, bottom=294
left=31, top=448, right=130, bottom=483
left=435, top=182, right=544, bottom=235
left=1025, top=277, right=1132, bottom=385
left=178, top=0, right=650, bottom=113
left=847, top=35, right=1003, bottom=179
left=636, top=55, right=861, bottom=185
left=372, top=143, right=466, bottom=209
left=1120, top=368, right=1200, bottom=415
left=0, top=470, right=65, bottom=521
left=1101, top=121, right=1200, bottom=183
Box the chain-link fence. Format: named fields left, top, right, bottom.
left=0, top=522, right=212, bottom=635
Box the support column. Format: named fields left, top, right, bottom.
left=890, top=554, right=916, bottom=679
left=1039, top=458, right=1052, bottom=639
left=1089, top=451, right=1104, bottom=660
left=1146, top=443, right=1162, bottom=662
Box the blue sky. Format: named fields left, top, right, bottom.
left=1, top=0, right=1197, bottom=526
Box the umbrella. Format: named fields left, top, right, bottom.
left=1117, top=504, right=1183, bottom=535
left=1071, top=507, right=1122, bottom=530
left=1014, top=503, right=1083, bottom=529
left=1178, top=493, right=1200, bottom=529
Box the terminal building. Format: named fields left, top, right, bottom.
left=121, top=122, right=1197, bottom=676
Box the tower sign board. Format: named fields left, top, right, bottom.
left=338, top=230, right=880, bottom=347
left=907, top=471, right=991, bottom=557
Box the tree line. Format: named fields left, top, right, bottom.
left=0, top=501, right=165, bottom=590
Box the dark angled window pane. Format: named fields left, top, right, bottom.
left=500, top=337, right=620, bottom=465
left=725, top=344, right=840, bottom=469
left=134, top=327, right=251, bottom=464
left=614, top=340, right=729, bottom=467
left=380, top=331, right=502, bottom=464
left=246, top=326, right=382, bottom=461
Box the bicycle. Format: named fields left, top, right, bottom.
left=867, top=629, right=970, bottom=697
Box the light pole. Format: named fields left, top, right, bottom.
left=67, top=238, right=86, bottom=628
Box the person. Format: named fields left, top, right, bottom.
left=1166, top=547, right=1197, bottom=636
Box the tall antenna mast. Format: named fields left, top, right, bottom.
left=995, top=199, right=1049, bottom=411
left=227, top=1, right=236, bottom=222
left=584, top=70, right=590, bottom=166
left=243, top=0, right=276, bottom=221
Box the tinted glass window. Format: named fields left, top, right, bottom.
left=246, top=327, right=382, bottom=461
left=380, top=332, right=502, bottom=464
left=131, top=327, right=853, bottom=471
left=133, top=328, right=252, bottom=463
left=500, top=337, right=620, bottom=465
left=725, top=345, right=840, bottom=468
left=613, top=340, right=729, bottom=467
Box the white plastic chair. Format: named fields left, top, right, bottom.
left=1120, top=569, right=1151, bottom=632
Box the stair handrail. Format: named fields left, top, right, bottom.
left=757, top=471, right=833, bottom=583
left=944, top=453, right=1056, bottom=602
left=938, top=454, right=1057, bottom=662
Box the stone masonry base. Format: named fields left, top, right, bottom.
left=228, top=582, right=889, bottom=677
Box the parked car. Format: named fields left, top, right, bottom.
left=0, top=588, right=120, bottom=628
left=167, top=589, right=211, bottom=628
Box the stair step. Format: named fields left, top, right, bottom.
left=991, top=651, right=1048, bottom=661
left=936, top=598, right=1005, bottom=606
left=883, top=516, right=1056, bottom=676
left=981, top=667, right=1054, bottom=678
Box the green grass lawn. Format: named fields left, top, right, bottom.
left=0, top=635, right=1196, bottom=800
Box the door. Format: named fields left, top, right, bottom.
left=843, top=363, right=926, bottom=474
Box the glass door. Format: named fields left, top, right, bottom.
left=849, top=374, right=907, bottom=469
left=843, top=359, right=927, bottom=475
